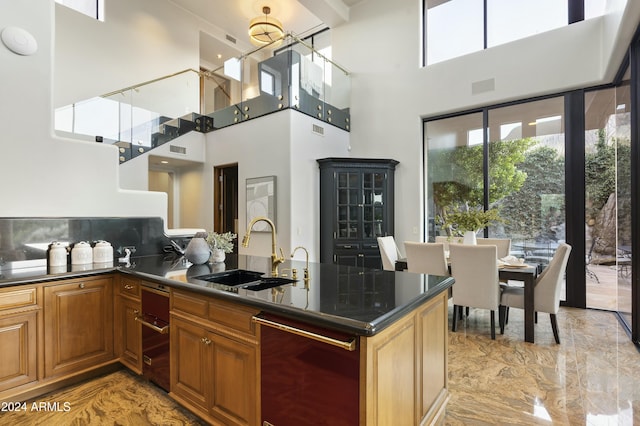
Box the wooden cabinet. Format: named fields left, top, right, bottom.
left=115, top=275, right=142, bottom=373
left=0, top=286, right=39, bottom=393
left=360, top=290, right=449, bottom=425
left=170, top=289, right=260, bottom=426
left=318, top=157, right=398, bottom=268
left=44, top=275, right=114, bottom=378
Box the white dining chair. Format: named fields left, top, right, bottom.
left=499, top=243, right=572, bottom=344
left=477, top=237, right=511, bottom=259
left=403, top=241, right=449, bottom=276
left=377, top=236, right=402, bottom=271
left=434, top=235, right=463, bottom=252
left=449, top=244, right=500, bottom=339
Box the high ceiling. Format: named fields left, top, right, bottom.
left=167, top=0, right=364, bottom=69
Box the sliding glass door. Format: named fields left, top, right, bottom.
left=425, top=98, right=566, bottom=297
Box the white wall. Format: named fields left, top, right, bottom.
left=54, top=0, right=206, bottom=108
left=289, top=113, right=350, bottom=262
left=0, top=0, right=166, bottom=221
left=332, top=0, right=640, bottom=246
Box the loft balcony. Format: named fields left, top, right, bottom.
left=54, top=33, right=350, bottom=163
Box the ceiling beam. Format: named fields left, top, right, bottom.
left=297, top=0, right=349, bottom=28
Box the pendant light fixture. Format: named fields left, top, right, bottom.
left=248, top=6, right=284, bottom=47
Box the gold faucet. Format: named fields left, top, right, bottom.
left=291, top=246, right=310, bottom=289
left=242, top=216, right=285, bottom=276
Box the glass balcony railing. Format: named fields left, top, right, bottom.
left=54, top=33, right=350, bottom=163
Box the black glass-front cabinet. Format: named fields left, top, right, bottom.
left=318, top=158, right=399, bottom=268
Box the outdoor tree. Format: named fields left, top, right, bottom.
left=498, top=146, right=565, bottom=240
left=431, top=138, right=535, bottom=219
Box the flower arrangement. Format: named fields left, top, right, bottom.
left=206, top=231, right=237, bottom=253
left=438, top=207, right=503, bottom=236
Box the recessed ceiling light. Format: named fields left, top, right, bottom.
left=161, top=160, right=169, bottom=164
left=217, top=54, right=222, bottom=59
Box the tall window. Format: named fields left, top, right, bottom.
left=425, top=97, right=566, bottom=294
left=424, top=0, right=608, bottom=66
left=487, top=0, right=567, bottom=47
left=584, top=72, right=631, bottom=313
left=55, top=0, right=103, bottom=21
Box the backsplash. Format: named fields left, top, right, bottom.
left=0, top=217, right=189, bottom=267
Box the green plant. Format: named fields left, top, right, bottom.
left=438, top=207, right=503, bottom=236
left=206, top=231, right=237, bottom=253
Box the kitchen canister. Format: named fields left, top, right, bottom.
left=48, top=241, right=68, bottom=267
left=93, top=240, right=114, bottom=263
left=71, top=241, right=93, bottom=265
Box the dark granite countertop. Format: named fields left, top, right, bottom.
left=0, top=254, right=453, bottom=336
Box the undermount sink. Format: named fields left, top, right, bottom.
left=193, top=270, right=297, bottom=291
left=241, top=277, right=298, bottom=291
left=194, top=269, right=264, bottom=286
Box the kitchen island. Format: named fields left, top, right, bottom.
left=0, top=254, right=453, bottom=425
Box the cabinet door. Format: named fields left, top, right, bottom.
left=335, top=170, right=363, bottom=241
left=170, top=315, right=211, bottom=413
left=0, top=311, right=38, bottom=392
left=209, top=334, right=258, bottom=426
left=117, top=296, right=142, bottom=373
left=362, top=170, right=389, bottom=239
left=44, top=276, right=114, bottom=378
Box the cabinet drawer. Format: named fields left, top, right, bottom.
left=0, top=287, right=37, bottom=312
left=119, top=276, right=140, bottom=299
left=208, top=299, right=259, bottom=338
left=336, top=243, right=360, bottom=250
left=172, top=290, right=208, bottom=317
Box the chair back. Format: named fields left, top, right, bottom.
left=534, top=243, right=572, bottom=314
left=477, top=238, right=511, bottom=259
left=434, top=235, right=463, bottom=251
left=404, top=241, right=449, bottom=276
left=449, top=244, right=500, bottom=310
left=377, top=236, right=399, bottom=271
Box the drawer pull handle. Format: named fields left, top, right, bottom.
left=79, top=283, right=85, bottom=289
left=124, top=284, right=134, bottom=290
left=135, top=315, right=169, bottom=334
left=201, top=337, right=212, bottom=345
left=253, top=316, right=356, bottom=352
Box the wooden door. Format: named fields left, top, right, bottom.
left=209, top=333, right=258, bottom=426
left=117, top=296, right=142, bottom=373
left=170, top=315, right=211, bottom=413
left=43, top=276, right=114, bottom=378
left=0, top=311, right=38, bottom=392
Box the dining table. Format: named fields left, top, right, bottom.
left=395, top=258, right=539, bottom=343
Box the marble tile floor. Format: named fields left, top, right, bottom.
left=0, top=306, right=637, bottom=425
left=445, top=305, right=640, bottom=425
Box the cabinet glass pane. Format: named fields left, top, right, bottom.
left=348, top=173, right=359, bottom=187
left=374, top=173, right=384, bottom=189
left=349, top=190, right=359, bottom=204
left=338, top=206, right=347, bottom=221
left=349, top=207, right=358, bottom=221
left=374, top=206, right=383, bottom=221
left=338, top=189, right=348, bottom=204
left=338, top=173, right=348, bottom=187
left=373, top=190, right=384, bottom=205
left=364, top=206, right=373, bottom=221
left=364, top=189, right=373, bottom=205
left=373, top=222, right=384, bottom=237
left=338, top=223, right=348, bottom=238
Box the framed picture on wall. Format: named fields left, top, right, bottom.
left=246, top=176, right=276, bottom=232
